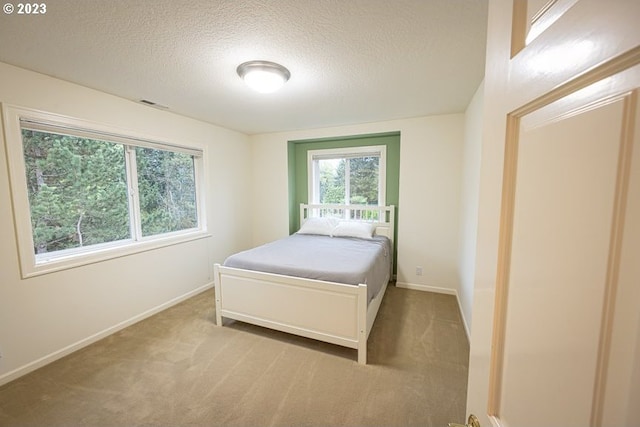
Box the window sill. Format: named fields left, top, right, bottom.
left=22, top=231, right=212, bottom=279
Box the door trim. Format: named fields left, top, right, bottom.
left=487, top=46, right=640, bottom=426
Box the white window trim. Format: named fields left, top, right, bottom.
left=2, top=104, right=210, bottom=278
left=307, top=145, right=387, bottom=206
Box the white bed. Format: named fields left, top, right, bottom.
left=213, top=204, right=395, bottom=364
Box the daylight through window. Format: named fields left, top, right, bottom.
left=308, top=145, right=386, bottom=208
left=19, top=119, right=202, bottom=264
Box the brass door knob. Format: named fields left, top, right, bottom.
left=448, top=414, right=480, bottom=427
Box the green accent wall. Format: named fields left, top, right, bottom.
left=287, top=132, right=400, bottom=271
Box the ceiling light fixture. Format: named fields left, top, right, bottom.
left=237, top=60, right=291, bottom=94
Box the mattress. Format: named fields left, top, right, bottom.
left=223, top=233, right=391, bottom=302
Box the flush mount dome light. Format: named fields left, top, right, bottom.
left=237, top=60, right=291, bottom=93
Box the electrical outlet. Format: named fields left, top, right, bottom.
left=416, top=266, right=423, bottom=276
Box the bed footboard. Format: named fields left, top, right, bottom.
left=214, top=264, right=369, bottom=364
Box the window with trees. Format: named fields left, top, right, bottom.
left=308, top=146, right=386, bottom=206
left=3, top=106, right=205, bottom=276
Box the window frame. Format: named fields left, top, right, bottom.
left=307, top=145, right=386, bottom=206
left=3, top=105, right=209, bottom=278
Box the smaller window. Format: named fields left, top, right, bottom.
left=135, top=146, right=198, bottom=237
left=308, top=145, right=386, bottom=207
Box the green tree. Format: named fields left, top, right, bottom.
left=319, top=159, right=345, bottom=204
left=317, top=156, right=379, bottom=205
left=136, top=147, right=197, bottom=236
left=349, top=156, right=379, bottom=205
left=22, top=129, right=199, bottom=256
left=22, top=130, right=129, bottom=254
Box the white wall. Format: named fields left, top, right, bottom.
left=457, top=82, right=484, bottom=335
left=250, top=114, right=464, bottom=292
left=0, top=62, right=252, bottom=385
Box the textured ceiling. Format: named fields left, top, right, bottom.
left=0, top=0, right=488, bottom=135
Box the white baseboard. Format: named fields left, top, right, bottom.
left=396, top=281, right=456, bottom=295
left=456, top=297, right=471, bottom=343
left=0, top=282, right=213, bottom=387
left=395, top=281, right=470, bottom=343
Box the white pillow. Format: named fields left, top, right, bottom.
left=331, top=221, right=376, bottom=239
left=297, top=217, right=338, bottom=236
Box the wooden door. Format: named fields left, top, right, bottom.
left=466, top=1, right=640, bottom=426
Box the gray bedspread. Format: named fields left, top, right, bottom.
left=223, top=234, right=391, bottom=302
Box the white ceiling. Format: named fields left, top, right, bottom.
left=0, top=0, right=488, bottom=135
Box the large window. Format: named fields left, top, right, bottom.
left=308, top=146, right=386, bottom=206
left=4, top=106, right=205, bottom=276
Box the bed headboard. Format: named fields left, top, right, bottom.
left=300, top=203, right=395, bottom=245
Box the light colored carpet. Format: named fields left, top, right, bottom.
left=0, top=286, right=469, bottom=426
